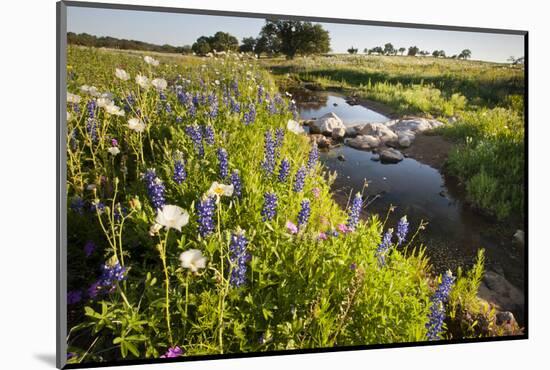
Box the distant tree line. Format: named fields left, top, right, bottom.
left=356, top=42, right=473, bottom=60
left=67, top=32, right=192, bottom=54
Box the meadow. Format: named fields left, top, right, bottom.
left=64, top=46, right=515, bottom=364
left=264, top=55, right=525, bottom=220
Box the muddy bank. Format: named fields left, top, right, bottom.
left=400, top=133, right=454, bottom=170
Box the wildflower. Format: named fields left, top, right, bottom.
left=104, top=103, right=125, bottom=116
left=67, top=290, right=82, bottom=305
left=128, top=118, right=146, bottom=132
left=426, top=270, right=456, bottom=340
left=217, top=148, right=229, bottom=179
left=115, top=68, right=130, bottom=81
left=86, top=99, right=97, bottom=118
left=87, top=281, right=101, bottom=299
left=230, top=170, right=242, bottom=198
left=179, top=249, right=207, bottom=272
left=274, top=128, right=285, bottom=156
left=206, top=181, right=234, bottom=200
left=318, top=232, right=328, bottom=241
left=160, top=346, right=184, bottom=359
left=108, top=147, right=120, bottom=156
left=66, top=111, right=72, bottom=121
left=151, top=78, right=167, bottom=91
left=155, top=205, right=189, bottom=232
left=376, top=229, right=394, bottom=266
left=229, top=230, right=250, bottom=287
left=184, top=125, right=204, bottom=157
left=173, top=160, right=186, bottom=184
left=99, top=261, right=127, bottom=290
left=196, top=196, right=216, bottom=237
left=338, top=223, right=352, bottom=234
left=287, top=119, right=305, bottom=134
left=144, top=55, right=159, bottom=66
left=307, top=144, right=319, bottom=171
left=297, top=199, right=311, bottom=229
left=203, top=125, right=215, bottom=145
left=286, top=221, right=298, bottom=234
left=243, top=103, right=256, bottom=125
left=67, top=92, right=81, bottom=104
left=346, top=193, right=363, bottom=230
left=278, top=159, right=290, bottom=183
left=261, top=130, right=275, bottom=173
left=293, top=165, right=307, bottom=192
left=312, top=187, right=321, bottom=199
left=86, top=118, right=99, bottom=143
left=396, top=216, right=409, bottom=246
left=70, top=197, right=86, bottom=214
left=261, top=192, right=278, bottom=221
left=135, top=74, right=150, bottom=89
left=149, top=223, right=162, bottom=236
left=143, top=169, right=166, bottom=210
left=83, top=240, right=96, bottom=257
left=80, top=85, right=99, bottom=97
left=90, top=200, right=105, bottom=214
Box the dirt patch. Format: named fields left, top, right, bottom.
left=400, top=133, right=455, bottom=170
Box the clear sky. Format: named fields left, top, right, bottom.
left=67, top=6, right=525, bottom=63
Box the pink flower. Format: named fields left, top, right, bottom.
left=312, top=187, right=321, bottom=199
left=338, top=223, right=351, bottom=234
left=160, top=346, right=183, bottom=358
left=317, top=232, right=328, bottom=240
left=286, top=221, right=298, bottom=234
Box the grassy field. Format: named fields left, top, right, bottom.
left=262, top=54, right=525, bottom=220
left=67, top=46, right=505, bottom=364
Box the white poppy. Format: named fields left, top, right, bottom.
left=214, top=80, right=220, bottom=85
left=135, top=74, right=150, bottom=89
left=128, top=118, right=146, bottom=132
left=179, top=249, right=207, bottom=272
left=67, top=92, right=81, bottom=104
left=66, top=111, right=72, bottom=121
left=80, top=85, right=99, bottom=97
left=143, top=55, right=159, bottom=66
left=149, top=223, right=162, bottom=236
left=104, top=104, right=125, bottom=116
left=206, top=182, right=234, bottom=199
left=287, top=119, right=305, bottom=135
left=115, top=68, right=130, bottom=81
left=96, top=97, right=113, bottom=108
left=156, top=205, right=189, bottom=232
left=108, top=147, right=120, bottom=156
left=151, top=78, right=167, bottom=91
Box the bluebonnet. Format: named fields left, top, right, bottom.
left=67, top=290, right=82, bottom=305
left=164, top=102, right=172, bottom=114
left=217, top=148, right=229, bottom=179
left=293, top=165, right=307, bottom=192
left=231, top=80, right=240, bottom=97
left=98, top=261, right=127, bottom=293
left=175, top=116, right=183, bottom=124
left=396, top=216, right=409, bottom=246
left=257, top=84, right=265, bottom=103
left=159, top=91, right=167, bottom=101
left=70, top=196, right=86, bottom=214
left=177, top=90, right=191, bottom=106
left=278, top=159, right=290, bottom=183
left=297, top=199, right=311, bottom=229
left=86, top=99, right=96, bottom=119
left=346, top=193, right=363, bottom=230
left=274, top=128, right=285, bottom=157
left=261, top=192, right=278, bottom=221
left=230, top=98, right=241, bottom=113
left=307, top=144, right=319, bottom=171
left=184, top=125, right=204, bottom=157
left=197, top=196, right=216, bottom=238
left=209, top=94, right=219, bottom=118
left=90, top=201, right=105, bottom=214
left=114, top=204, right=127, bottom=222
left=188, top=103, right=196, bottom=118
left=86, top=118, right=99, bottom=143
left=376, top=229, right=394, bottom=267
left=243, top=103, right=256, bottom=125
left=229, top=230, right=250, bottom=287
left=174, top=160, right=187, bottom=184
left=261, top=130, right=276, bottom=174
left=231, top=170, right=242, bottom=198
left=203, top=125, right=215, bottom=145
left=143, top=169, right=166, bottom=210
left=426, top=271, right=455, bottom=340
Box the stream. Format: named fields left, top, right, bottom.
left=294, top=90, right=524, bottom=293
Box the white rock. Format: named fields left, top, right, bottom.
left=310, top=112, right=346, bottom=135
left=345, top=135, right=380, bottom=150
left=358, top=123, right=398, bottom=143
left=332, top=127, right=346, bottom=140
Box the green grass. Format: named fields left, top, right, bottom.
left=66, top=46, right=481, bottom=363
left=263, top=54, right=525, bottom=220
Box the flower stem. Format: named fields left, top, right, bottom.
left=160, top=229, right=173, bottom=345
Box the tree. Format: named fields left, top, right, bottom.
left=369, top=46, right=384, bottom=55
left=210, top=31, right=239, bottom=52
left=407, top=46, right=419, bottom=56
left=259, top=20, right=330, bottom=59
left=363, top=48, right=370, bottom=54
left=398, top=47, right=406, bottom=55
left=239, top=37, right=257, bottom=53
left=432, top=50, right=446, bottom=58
left=192, top=36, right=212, bottom=55
left=384, top=42, right=395, bottom=55
left=347, top=46, right=358, bottom=54
left=458, top=49, right=472, bottom=59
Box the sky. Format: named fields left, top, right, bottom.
left=67, top=6, right=525, bottom=63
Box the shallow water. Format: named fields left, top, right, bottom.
left=295, top=90, right=524, bottom=291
